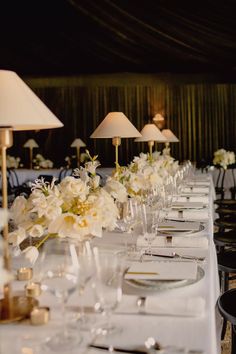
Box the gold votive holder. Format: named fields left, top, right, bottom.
left=30, top=307, right=50, bottom=325
left=17, top=267, right=33, bottom=281
left=25, top=282, right=42, bottom=297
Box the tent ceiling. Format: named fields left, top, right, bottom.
left=1, top=0, right=236, bottom=76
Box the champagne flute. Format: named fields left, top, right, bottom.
left=40, top=238, right=81, bottom=352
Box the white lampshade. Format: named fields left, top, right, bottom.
left=23, top=139, right=39, bottom=148
left=0, top=70, right=63, bottom=130
left=161, top=129, right=179, bottom=143
left=90, top=112, right=141, bottom=138
left=71, top=138, right=86, bottom=148
left=135, top=124, right=167, bottom=142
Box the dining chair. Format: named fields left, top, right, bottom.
left=218, top=288, right=236, bottom=352
left=215, top=167, right=226, bottom=200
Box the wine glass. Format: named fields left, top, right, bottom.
left=92, top=249, right=124, bottom=335
left=74, top=240, right=95, bottom=329
left=162, top=180, right=174, bottom=222
left=40, top=238, right=81, bottom=352
left=139, top=203, right=158, bottom=255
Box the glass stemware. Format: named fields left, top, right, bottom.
left=40, top=238, right=81, bottom=352
left=139, top=203, right=158, bottom=255
left=93, top=249, right=124, bottom=335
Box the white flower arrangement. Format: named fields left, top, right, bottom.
left=9, top=152, right=119, bottom=264
left=0, top=155, right=21, bottom=169
left=106, top=152, right=179, bottom=199
left=33, top=153, right=54, bottom=169
left=213, top=149, right=235, bottom=170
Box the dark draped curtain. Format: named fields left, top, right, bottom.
left=10, top=74, right=236, bottom=168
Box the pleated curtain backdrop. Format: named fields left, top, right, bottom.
left=11, top=74, right=236, bottom=168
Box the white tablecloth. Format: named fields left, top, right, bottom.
left=0, top=174, right=221, bottom=354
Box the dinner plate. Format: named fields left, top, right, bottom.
left=160, top=223, right=205, bottom=236
left=125, top=266, right=204, bottom=291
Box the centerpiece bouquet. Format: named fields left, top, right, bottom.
left=9, top=152, right=119, bottom=264
left=213, top=149, right=235, bottom=170
left=33, top=153, right=54, bottom=169
left=105, top=152, right=179, bottom=199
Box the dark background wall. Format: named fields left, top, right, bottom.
left=9, top=73, right=236, bottom=167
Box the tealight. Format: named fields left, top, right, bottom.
left=17, top=267, right=33, bottom=281
left=25, top=282, right=42, bottom=297
left=30, top=307, right=50, bottom=325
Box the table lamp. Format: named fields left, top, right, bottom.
left=90, top=112, right=141, bottom=170
left=135, top=123, right=167, bottom=158
left=70, top=138, right=86, bottom=167
left=0, top=70, right=63, bottom=323
left=23, top=138, right=39, bottom=169
left=153, top=113, right=165, bottom=129
left=161, top=129, right=179, bottom=155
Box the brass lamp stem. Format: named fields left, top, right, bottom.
left=165, top=142, right=170, bottom=148
left=112, top=137, right=121, bottom=171
left=0, top=128, right=13, bottom=318
left=148, top=140, right=154, bottom=158
left=76, top=146, right=81, bottom=168
left=29, top=147, right=33, bottom=169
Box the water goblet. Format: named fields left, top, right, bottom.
left=92, top=249, right=124, bottom=335
left=40, top=238, right=81, bottom=352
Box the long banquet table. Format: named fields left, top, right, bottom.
left=0, top=173, right=221, bottom=354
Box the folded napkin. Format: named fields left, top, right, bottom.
left=115, top=295, right=206, bottom=317
left=116, top=295, right=205, bottom=317
left=157, top=220, right=200, bottom=231
left=176, top=196, right=209, bottom=204
left=125, top=261, right=197, bottom=280
left=172, top=201, right=205, bottom=209
left=186, top=181, right=210, bottom=187
left=183, top=187, right=209, bottom=194
left=137, top=235, right=208, bottom=248
left=167, top=209, right=208, bottom=221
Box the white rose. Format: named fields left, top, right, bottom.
left=48, top=213, right=81, bottom=238
left=60, top=176, right=89, bottom=201
left=29, top=224, right=44, bottom=238
left=44, top=205, right=62, bottom=220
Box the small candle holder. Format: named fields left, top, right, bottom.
left=16, top=267, right=33, bottom=281
left=30, top=306, right=50, bottom=325
left=25, top=282, right=42, bottom=297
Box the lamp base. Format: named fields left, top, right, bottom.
left=0, top=296, right=38, bottom=323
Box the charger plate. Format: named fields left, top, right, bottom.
left=125, top=266, right=204, bottom=291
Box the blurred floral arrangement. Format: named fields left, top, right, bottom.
left=0, top=155, right=21, bottom=169
left=105, top=151, right=179, bottom=200
left=65, top=152, right=90, bottom=168
left=213, top=149, right=235, bottom=169
left=9, top=152, right=119, bottom=264
left=33, top=154, right=54, bottom=169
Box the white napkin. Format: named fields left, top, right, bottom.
left=187, top=181, right=210, bottom=186
left=167, top=209, right=208, bottom=221
left=157, top=220, right=200, bottom=231
left=125, top=261, right=197, bottom=280
left=137, top=235, right=208, bottom=248
left=183, top=187, right=209, bottom=194
left=172, top=201, right=205, bottom=209
left=176, top=196, right=209, bottom=204
left=116, top=295, right=205, bottom=317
